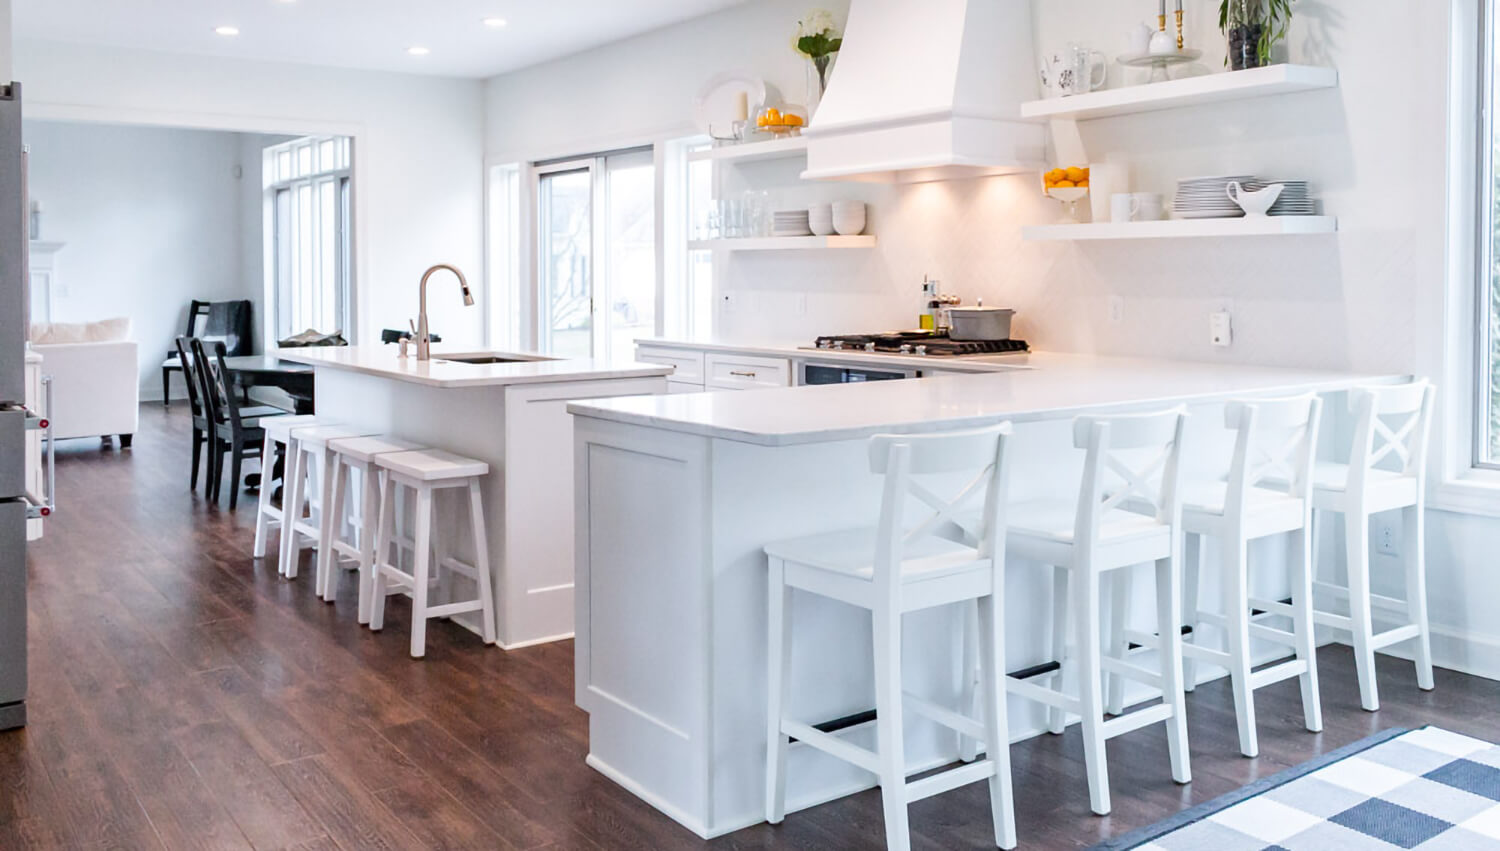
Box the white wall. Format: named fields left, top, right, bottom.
left=24, top=119, right=261, bottom=401
left=16, top=40, right=487, bottom=349
left=484, top=0, right=1500, bottom=679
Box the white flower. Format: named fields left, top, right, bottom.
left=799, top=8, right=838, bottom=38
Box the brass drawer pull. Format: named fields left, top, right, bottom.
left=729, top=370, right=757, bottom=378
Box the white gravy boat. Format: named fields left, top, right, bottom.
left=1226, top=181, right=1285, bottom=217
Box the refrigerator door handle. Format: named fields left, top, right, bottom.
left=19, top=375, right=53, bottom=519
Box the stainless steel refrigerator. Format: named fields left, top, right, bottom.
left=0, top=82, right=32, bottom=732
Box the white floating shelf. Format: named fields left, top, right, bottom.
left=1020, top=64, right=1339, bottom=121
left=689, top=235, right=876, bottom=251
left=687, top=136, right=808, bottom=164
left=1022, top=216, right=1337, bottom=241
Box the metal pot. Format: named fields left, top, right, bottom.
left=947, top=306, right=1015, bottom=341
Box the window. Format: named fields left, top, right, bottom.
left=487, top=163, right=523, bottom=350
left=1481, top=4, right=1500, bottom=467
left=265, top=135, right=353, bottom=344
left=533, top=149, right=657, bottom=360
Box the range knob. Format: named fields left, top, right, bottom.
left=899, top=344, right=912, bottom=354
left=864, top=342, right=876, bottom=352
left=915, top=345, right=928, bottom=356
left=832, top=341, right=844, bottom=350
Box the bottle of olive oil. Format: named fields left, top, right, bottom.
left=919, top=276, right=938, bottom=331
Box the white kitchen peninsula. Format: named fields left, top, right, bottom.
left=279, top=346, right=670, bottom=648
left=566, top=354, right=1402, bottom=838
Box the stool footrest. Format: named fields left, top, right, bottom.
left=1248, top=623, right=1299, bottom=647
left=1099, top=656, right=1162, bottom=689
left=1248, top=658, right=1308, bottom=690
left=905, top=759, right=996, bottom=804
left=1372, top=623, right=1422, bottom=649
left=1007, top=677, right=1080, bottom=715
left=1313, top=582, right=1412, bottom=616
left=904, top=692, right=984, bottom=740
left=424, top=600, right=484, bottom=619
left=781, top=720, right=879, bottom=774
left=1100, top=702, right=1173, bottom=738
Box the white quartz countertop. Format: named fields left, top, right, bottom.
left=569, top=352, right=1404, bottom=446
left=277, top=346, right=672, bottom=389
left=636, top=336, right=1035, bottom=373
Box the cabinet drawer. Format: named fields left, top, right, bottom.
left=666, top=381, right=704, bottom=395
left=635, top=346, right=705, bottom=384
left=705, top=354, right=791, bottom=390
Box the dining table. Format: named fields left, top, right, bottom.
left=224, top=354, right=316, bottom=414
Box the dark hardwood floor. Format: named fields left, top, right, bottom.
left=5, top=403, right=1497, bottom=850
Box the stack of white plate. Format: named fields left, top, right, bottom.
left=831, top=200, right=867, bottom=235
left=1262, top=180, right=1317, bottom=216
left=773, top=209, right=812, bottom=237
left=808, top=203, right=834, bottom=236
left=1174, top=175, right=1255, bottom=219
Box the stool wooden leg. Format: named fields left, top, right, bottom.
left=433, top=489, right=453, bottom=609
left=1404, top=504, right=1435, bottom=691
left=318, top=454, right=348, bottom=603
left=252, top=433, right=277, bottom=559
left=958, top=599, right=981, bottom=762
left=872, top=602, right=910, bottom=851
left=279, top=444, right=305, bottom=578
left=1105, top=567, right=1133, bottom=716
left=1345, top=509, right=1380, bottom=711
left=1222, top=538, right=1257, bottom=758
left=1047, top=567, right=1070, bottom=735
left=409, top=488, right=434, bottom=658
left=357, top=466, right=381, bottom=625
left=466, top=479, right=497, bottom=646
left=977, top=590, right=1017, bottom=850
left=764, top=556, right=791, bottom=825
left=1075, top=568, right=1110, bottom=815
left=1290, top=525, right=1323, bottom=733
left=369, top=476, right=396, bottom=632
left=1182, top=532, right=1203, bottom=692
left=1156, top=555, right=1191, bottom=785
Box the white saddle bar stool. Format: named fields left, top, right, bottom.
left=369, top=448, right=497, bottom=658
left=252, top=414, right=320, bottom=561
left=763, top=424, right=1018, bottom=851
left=1310, top=381, right=1436, bottom=712
left=319, top=435, right=423, bottom=619
left=1109, top=394, right=1324, bottom=759
left=280, top=423, right=379, bottom=582
left=1005, top=408, right=1190, bottom=817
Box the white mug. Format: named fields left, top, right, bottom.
left=1132, top=192, right=1165, bottom=221
left=1111, top=193, right=1140, bottom=223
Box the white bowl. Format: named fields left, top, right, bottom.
left=833, top=215, right=866, bottom=236
left=810, top=218, right=836, bottom=236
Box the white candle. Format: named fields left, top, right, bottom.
left=734, top=91, right=749, bottom=122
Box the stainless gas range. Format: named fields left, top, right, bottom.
left=796, top=331, right=1030, bottom=385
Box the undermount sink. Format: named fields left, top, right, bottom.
left=435, top=353, right=558, bottom=365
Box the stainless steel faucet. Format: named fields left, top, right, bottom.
left=415, top=264, right=475, bottom=361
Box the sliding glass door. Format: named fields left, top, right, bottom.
left=535, top=149, right=656, bottom=360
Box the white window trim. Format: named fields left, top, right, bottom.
left=1434, top=0, right=1500, bottom=517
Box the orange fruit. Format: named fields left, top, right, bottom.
left=1046, top=168, right=1067, bottom=183
left=1055, top=179, right=1076, bottom=188
left=783, top=114, right=804, bottom=127
left=1065, top=166, right=1086, bottom=183
left=1077, top=179, right=1090, bottom=188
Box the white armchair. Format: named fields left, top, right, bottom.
left=29, top=319, right=140, bottom=446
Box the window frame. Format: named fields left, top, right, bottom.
left=263, top=135, right=354, bottom=348
left=1478, top=0, right=1500, bottom=470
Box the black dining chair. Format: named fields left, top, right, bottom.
left=174, top=336, right=212, bottom=492
left=163, top=300, right=253, bottom=405
left=193, top=338, right=286, bottom=509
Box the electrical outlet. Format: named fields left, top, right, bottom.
left=1210, top=310, right=1233, bottom=347
left=1108, top=296, right=1124, bottom=323
left=1376, top=520, right=1399, bottom=556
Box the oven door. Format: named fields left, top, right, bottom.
left=799, top=362, right=917, bottom=385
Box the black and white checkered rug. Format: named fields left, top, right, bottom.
left=1096, top=727, right=1500, bottom=850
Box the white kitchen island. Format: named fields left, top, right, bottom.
left=278, top=346, right=671, bottom=648
left=566, top=353, right=1404, bottom=839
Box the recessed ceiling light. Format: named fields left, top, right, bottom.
left=483, top=17, right=508, bottom=28
left=214, top=25, right=240, bottom=36
left=407, top=46, right=431, bottom=56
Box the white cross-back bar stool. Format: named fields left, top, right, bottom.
left=1110, top=394, right=1324, bottom=759
left=369, top=448, right=497, bottom=658
left=279, top=423, right=380, bottom=582
left=1004, top=408, right=1190, bottom=817
left=1311, top=381, right=1436, bottom=712
left=319, top=435, right=423, bottom=619
left=252, top=414, right=320, bottom=560
left=763, top=424, right=1018, bottom=851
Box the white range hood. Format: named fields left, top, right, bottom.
left=801, top=0, right=1045, bottom=184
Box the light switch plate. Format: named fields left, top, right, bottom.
left=1210, top=310, right=1233, bottom=347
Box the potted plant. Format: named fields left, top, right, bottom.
left=1219, top=0, right=1295, bottom=70
left=794, top=9, right=843, bottom=114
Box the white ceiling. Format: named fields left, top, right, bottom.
left=13, top=0, right=749, bottom=79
